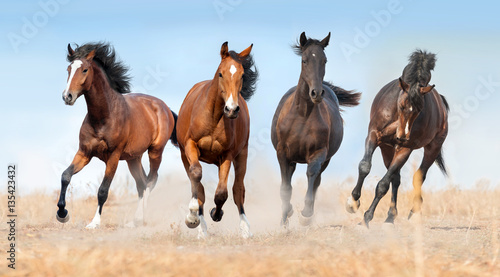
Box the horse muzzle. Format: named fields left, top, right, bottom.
left=224, top=105, right=240, bottom=119
left=62, top=91, right=76, bottom=106
left=310, top=88, right=325, bottom=104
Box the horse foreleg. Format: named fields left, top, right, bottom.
left=277, top=152, right=296, bottom=227
left=347, top=131, right=378, bottom=213
left=210, top=158, right=231, bottom=222
left=86, top=152, right=120, bottom=229
left=363, top=147, right=412, bottom=227
left=233, top=147, right=252, bottom=238
left=56, top=150, right=90, bottom=223
left=181, top=140, right=205, bottom=234
left=300, top=153, right=329, bottom=226
left=126, top=157, right=147, bottom=226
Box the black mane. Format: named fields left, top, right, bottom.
left=229, top=51, right=258, bottom=101
left=402, top=49, right=437, bottom=111
left=67, top=42, right=131, bottom=94
left=292, top=39, right=324, bottom=56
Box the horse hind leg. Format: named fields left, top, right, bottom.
left=299, top=156, right=329, bottom=226
left=408, top=142, right=443, bottom=219
left=126, top=157, right=147, bottom=227
left=233, top=147, right=252, bottom=238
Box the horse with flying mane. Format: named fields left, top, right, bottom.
left=56, top=42, right=177, bottom=228
left=346, top=49, right=449, bottom=227
left=176, top=42, right=257, bottom=238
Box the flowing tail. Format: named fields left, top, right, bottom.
left=323, top=81, right=361, bottom=107
left=170, top=110, right=178, bottom=147
left=435, top=150, right=447, bottom=176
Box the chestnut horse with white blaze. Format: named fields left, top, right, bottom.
left=346, top=49, right=449, bottom=227
left=177, top=42, right=257, bottom=238
left=272, top=32, right=361, bottom=227
left=56, top=42, right=177, bottom=228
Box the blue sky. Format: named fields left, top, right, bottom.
left=1, top=0, right=499, bottom=196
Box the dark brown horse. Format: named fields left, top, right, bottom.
left=56, top=42, right=177, bottom=228
left=346, top=49, right=449, bottom=227
left=177, top=42, right=257, bottom=238
left=271, top=32, right=361, bottom=227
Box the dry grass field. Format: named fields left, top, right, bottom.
left=1, top=174, right=499, bottom=277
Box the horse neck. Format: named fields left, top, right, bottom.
left=205, top=74, right=226, bottom=122
left=294, top=74, right=315, bottom=117
left=84, top=64, right=125, bottom=124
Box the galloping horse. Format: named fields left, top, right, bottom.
left=271, top=32, right=361, bottom=226
left=177, top=42, right=257, bottom=238
left=346, top=49, right=449, bottom=227
left=56, top=42, right=177, bottom=228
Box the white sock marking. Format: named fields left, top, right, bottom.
left=63, top=60, right=83, bottom=97
left=239, top=214, right=252, bottom=238
left=198, top=215, right=208, bottom=239
left=86, top=206, right=101, bottom=229
left=230, top=64, right=237, bottom=78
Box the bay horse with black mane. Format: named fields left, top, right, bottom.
left=56, top=42, right=177, bottom=228
left=346, top=49, right=449, bottom=227
left=177, top=42, right=257, bottom=238
left=271, top=32, right=361, bottom=227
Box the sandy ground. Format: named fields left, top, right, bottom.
left=1, top=174, right=499, bottom=276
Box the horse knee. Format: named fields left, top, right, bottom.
left=214, top=188, right=228, bottom=206
left=359, top=160, right=371, bottom=176
left=189, top=164, right=202, bottom=182
left=375, top=179, right=390, bottom=197
left=97, top=187, right=109, bottom=205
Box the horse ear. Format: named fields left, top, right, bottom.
left=299, top=32, right=308, bottom=47
left=420, top=84, right=435, bottom=95
left=238, top=44, right=253, bottom=58
left=86, top=50, right=95, bottom=60
left=220, top=41, right=229, bottom=59
left=398, top=78, right=410, bottom=92
left=320, top=32, right=331, bottom=48
left=67, top=43, right=75, bottom=56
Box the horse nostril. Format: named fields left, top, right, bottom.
left=67, top=94, right=72, bottom=101
left=224, top=106, right=230, bottom=113
left=321, top=90, right=325, bottom=96
left=234, top=106, right=240, bottom=113
left=311, top=90, right=317, bottom=98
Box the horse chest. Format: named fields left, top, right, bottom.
left=198, top=136, right=228, bottom=156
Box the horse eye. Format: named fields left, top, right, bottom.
left=302, top=60, right=306, bottom=64
left=83, top=69, right=88, bottom=73
left=219, top=72, right=223, bottom=78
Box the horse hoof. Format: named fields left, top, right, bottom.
left=346, top=196, right=360, bottom=213
left=298, top=212, right=313, bottom=226
left=408, top=210, right=414, bottom=220
left=210, top=207, right=223, bottom=222
left=56, top=210, right=70, bottom=223
left=185, top=215, right=200, bottom=229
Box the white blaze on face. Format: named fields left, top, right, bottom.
left=226, top=94, right=237, bottom=110
left=312, top=53, right=316, bottom=57
left=405, top=122, right=410, bottom=135
left=230, top=64, right=237, bottom=78
left=63, top=60, right=83, bottom=97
